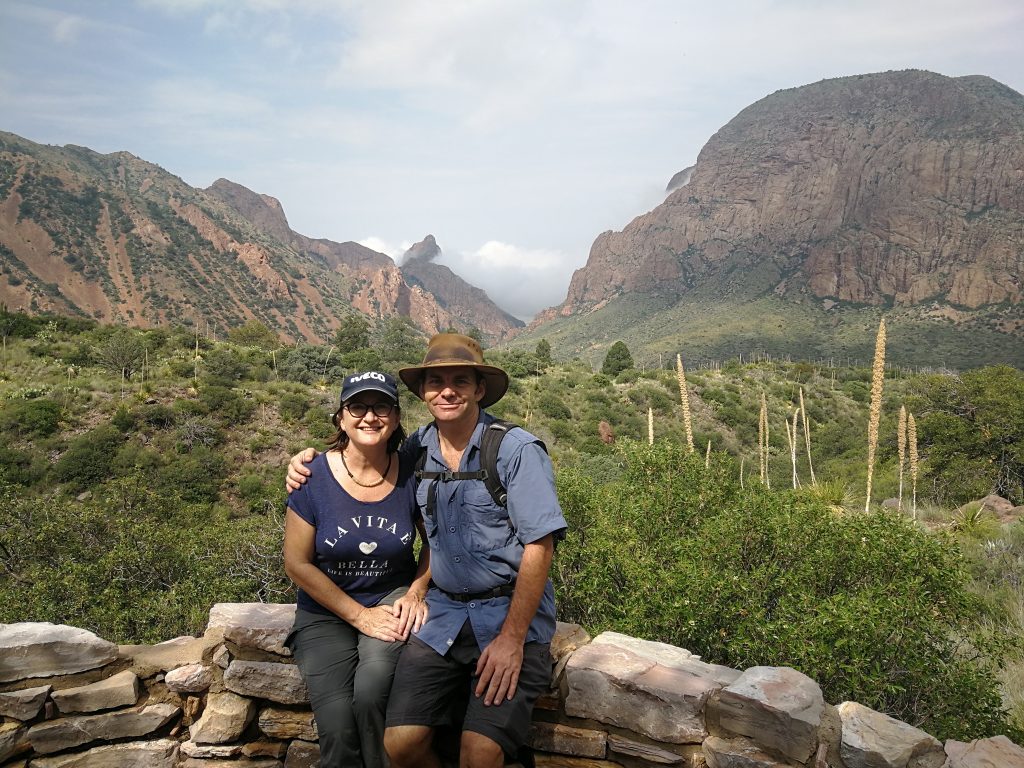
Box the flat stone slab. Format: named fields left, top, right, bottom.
left=0, top=623, right=118, bottom=682
left=0, top=684, right=51, bottom=721
left=27, top=703, right=179, bottom=754
left=180, top=739, right=245, bottom=758
left=208, top=603, right=296, bottom=656
left=529, top=722, right=607, bottom=758
left=28, top=738, right=179, bottom=767
left=119, top=632, right=223, bottom=678
left=944, top=735, right=1024, bottom=767
left=223, top=659, right=308, bottom=704
left=258, top=706, right=317, bottom=741
left=52, top=669, right=140, bottom=714
left=181, top=758, right=282, bottom=767
left=607, top=734, right=695, bottom=765
left=837, top=701, right=943, bottom=768
left=285, top=739, right=320, bottom=768
left=190, top=691, right=256, bottom=744
left=0, top=722, right=29, bottom=763
left=564, top=632, right=736, bottom=743
left=709, top=666, right=823, bottom=764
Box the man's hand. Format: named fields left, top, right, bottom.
left=473, top=632, right=524, bottom=706
left=351, top=605, right=403, bottom=642
left=285, top=448, right=319, bottom=492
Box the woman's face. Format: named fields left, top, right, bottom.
left=339, top=393, right=399, bottom=451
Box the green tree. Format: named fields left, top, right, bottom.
left=466, top=326, right=483, bottom=343
left=334, top=315, right=370, bottom=354
left=601, top=340, right=633, bottom=377
left=378, top=316, right=425, bottom=366
left=535, top=338, right=552, bottom=367
left=227, top=320, right=279, bottom=350
left=94, top=328, right=145, bottom=379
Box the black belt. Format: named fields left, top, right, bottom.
left=435, top=583, right=516, bottom=603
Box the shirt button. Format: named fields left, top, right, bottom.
left=469, top=602, right=477, bottom=608
left=454, top=556, right=461, bottom=563
left=449, top=526, right=456, bottom=533
left=462, top=587, right=469, bottom=593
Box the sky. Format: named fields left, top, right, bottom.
left=2, top=1, right=1023, bottom=320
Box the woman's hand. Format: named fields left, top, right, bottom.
left=393, top=592, right=429, bottom=640
left=351, top=605, right=403, bottom=642
left=285, top=448, right=319, bottom=492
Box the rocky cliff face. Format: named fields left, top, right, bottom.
left=546, top=71, right=1024, bottom=323
left=399, top=235, right=524, bottom=341
left=0, top=133, right=503, bottom=342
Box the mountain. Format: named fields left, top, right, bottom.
left=0, top=131, right=511, bottom=343
left=399, top=235, right=524, bottom=338
left=529, top=70, right=1024, bottom=368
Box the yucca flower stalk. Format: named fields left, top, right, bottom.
left=784, top=407, right=800, bottom=489
left=909, top=412, right=919, bottom=521
left=799, top=387, right=816, bottom=485
left=705, top=439, right=711, bottom=469
left=758, top=392, right=770, bottom=488
left=676, top=354, right=695, bottom=453
left=897, top=405, right=907, bottom=512
left=647, top=407, right=654, bottom=446
left=865, top=318, right=887, bottom=512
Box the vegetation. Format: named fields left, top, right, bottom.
left=0, top=310, right=1021, bottom=740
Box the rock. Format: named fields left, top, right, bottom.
left=165, top=663, right=214, bottom=694
left=944, top=735, right=1024, bottom=767
left=551, top=622, right=592, bottom=683
left=181, top=759, right=282, bottom=768
left=529, top=722, right=606, bottom=758
left=244, top=740, right=289, bottom=758
left=213, top=644, right=231, bottom=669
left=0, top=684, right=51, bottom=720
left=28, top=738, right=179, bottom=767
left=703, top=734, right=800, bottom=767
left=207, top=603, right=296, bottom=656
left=223, top=660, right=308, bottom=704
left=258, top=706, right=317, bottom=741
left=836, top=701, right=943, bottom=768
left=564, top=631, right=738, bottom=744
left=180, top=739, right=244, bottom=758
left=51, top=669, right=140, bottom=714
left=189, top=691, right=255, bottom=744
left=285, top=739, right=321, bottom=768
left=708, top=666, right=823, bottom=764
left=27, top=703, right=179, bottom=754
left=119, top=632, right=222, bottom=678
left=0, top=722, right=29, bottom=763
left=0, top=623, right=118, bottom=682
left=607, top=734, right=695, bottom=765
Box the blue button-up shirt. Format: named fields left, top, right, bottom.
left=404, top=412, right=567, bottom=655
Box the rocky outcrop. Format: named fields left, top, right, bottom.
left=2, top=611, right=1020, bottom=768
left=541, top=71, right=1024, bottom=339
left=400, top=235, right=524, bottom=342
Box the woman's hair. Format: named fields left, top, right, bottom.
left=326, top=405, right=406, bottom=454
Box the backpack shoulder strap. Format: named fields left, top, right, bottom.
left=479, top=419, right=547, bottom=508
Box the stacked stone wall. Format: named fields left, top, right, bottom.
left=2, top=605, right=1022, bottom=768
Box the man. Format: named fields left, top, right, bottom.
left=287, top=333, right=566, bottom=768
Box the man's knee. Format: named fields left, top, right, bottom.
left=460, top=731, right=504, bottom=768
left=384, top=724, right=433, bottom=766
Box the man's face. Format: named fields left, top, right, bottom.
left=420, top=366, right=486, bottom=425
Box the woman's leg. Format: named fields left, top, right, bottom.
left=354, top=632, right=405, bottom=768
left=290, top=611, right=361, bottom=768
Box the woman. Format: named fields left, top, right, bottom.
left=284, top=370, right=430, bottom=768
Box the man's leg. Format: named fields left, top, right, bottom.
left=385, top=725, right=439, bottom=768
left=459, top=731, right=504, bottom=768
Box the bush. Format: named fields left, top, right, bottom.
left=52, top=425, right=124, bottom=491
left=553, top=440, right=1011, bottom=740
left=0, top=398, right=61, bottom=437
left=279, top=392, right=309, bottom=423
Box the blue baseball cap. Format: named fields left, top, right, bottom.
left=340, top=371, right=399, bottom=405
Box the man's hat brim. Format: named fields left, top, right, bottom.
left=399, top=361, right=509, bottom=408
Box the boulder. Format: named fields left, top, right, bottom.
left=0, top=684, right=51, bottom=721
left=944, top=735, right=1024, bottom=767
left=564, top=632, right=738, bottom=744
left=27, top=738, right=179, bottom=767
left=165, top=663, right=214, bottom=694
left=27, top=703, right=179, bottom=754
left=208, top=603, right=296, bottom=656
left=189, top=691, right=255, bottom=744
left=0, top=623, right=118, bottom=682
left=51, top=669, right=140, bottom=714
left=120, top=632, right=223, bottom=679
left=223, top=660, right=308, bottom=704
left=708, top=666, right=823, bottom=763
left=836, top=701, right=943, bottom=768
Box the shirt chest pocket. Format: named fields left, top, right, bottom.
left=460, top=482, right=517, bottom=552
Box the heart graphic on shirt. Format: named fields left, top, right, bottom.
left=359, top=541, right=378, bottom=555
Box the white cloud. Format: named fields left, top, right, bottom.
left=358, top=237, right=411, bottom=260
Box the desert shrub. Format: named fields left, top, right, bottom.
left=111, top=405, right=136, bottom=432
left=158, top=448, right=224, bottom=503
left=201, top=346, right=251, bottom=385
left=0, top=398, right=61, bottom=437
left=539, top=396, right=572, bottom=421
left=602, top=341, right=633, bottom=377
left=0, top=447, right=45, bottom=486
left=553, top=440, right=1011, bottom=740
left=138, top=403, right=176, bottom=429
left=279, top=392, right=309, bottom=423
left=52, top=424, right=124, bottom=492
left=199, top=385, right=255, bottom=423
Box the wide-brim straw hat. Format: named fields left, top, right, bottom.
left=399, top=333, right=509, bottom=408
